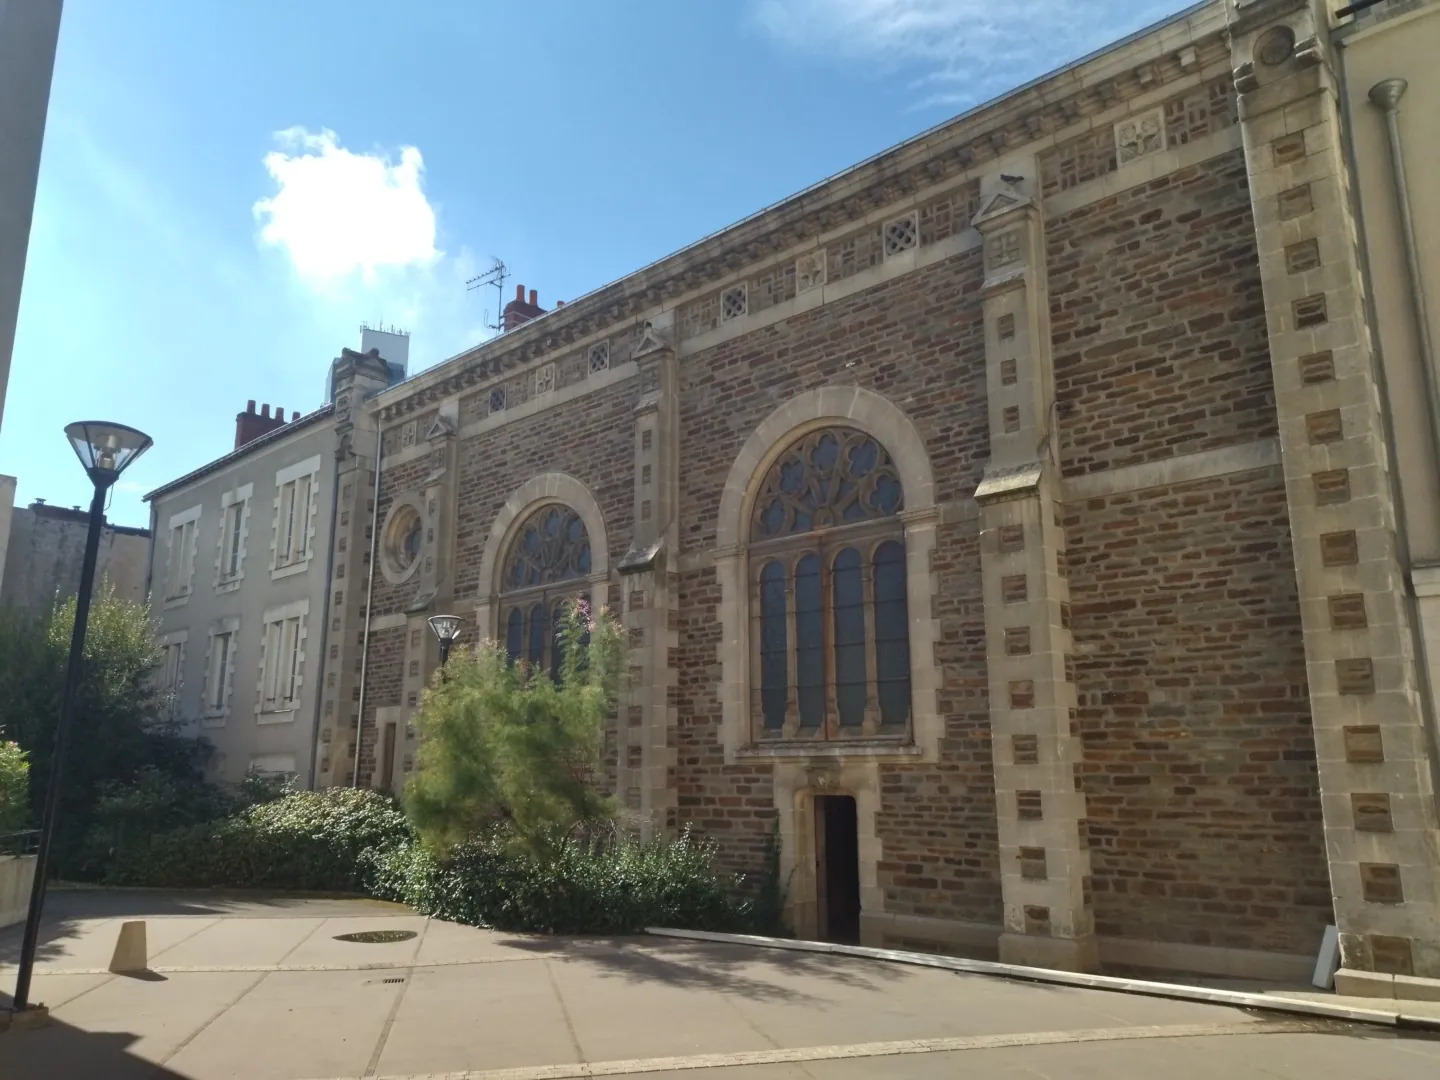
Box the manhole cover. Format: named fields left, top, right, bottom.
left=334, top=930, right=418, bottom=944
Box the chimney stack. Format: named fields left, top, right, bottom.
left=501, top=281, right=547, bottom=332
left=234, top=400, right=290, bottom=450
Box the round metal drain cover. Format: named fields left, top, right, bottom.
left=334, top=930, right=418, bottom=944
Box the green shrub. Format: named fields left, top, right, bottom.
left=0, top=590, right=214, bottom=875
left=370, top=825, right=756, bottom=935
left=112, top=788, right=410, bottom=893
left=405, top=601, right=626, bottom=855
left=0, top=737, right=28, bottom=835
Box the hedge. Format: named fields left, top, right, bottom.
left=368, top=826, right=757, bottom=935
left=104, top=789, right=784, bottom=937
left=108, top=788, right=411, bottom=893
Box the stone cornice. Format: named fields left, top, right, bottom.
left=373, top=3, right=1230, bottom=425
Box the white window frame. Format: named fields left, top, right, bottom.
left=257, top=599, right=308, bottom=721
left=271, top=456, right=322, bottom=579
left=163, top=505, right=202, bottom=607
left=202, top=617, right=240, bottom=727
left=249, top=754, right=297, bottom=780
left=215, top=483, right=253, bottom=591
left=157, top=630, right=187, bottom=719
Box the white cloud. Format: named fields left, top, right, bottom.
left=751, top=0, right=1182, bottom=108
left=249, top=128, right=493, bottom=380
left=253, top=128, right=440, bottom=285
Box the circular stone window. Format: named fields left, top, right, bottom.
left=380, top=498, right=425, bottom=584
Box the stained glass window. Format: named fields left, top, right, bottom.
left=751, top=428, right=903, bottom=542
left=759, top=562, right=789, bottom=730
left=747, top=428, right=911, bottom=741
left=499, top=504, right=592, bottom=679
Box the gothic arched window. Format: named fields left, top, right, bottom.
left=499, top=504, right=592, bottom=673
left=748, top=427, right=911, bottom=741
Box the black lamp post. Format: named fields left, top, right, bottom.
left=427, top=614, right=466, bottom=669
left=11, top=421, right=152, bottom=1014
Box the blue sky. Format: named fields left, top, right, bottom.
left=3, top=0, right=1184, bottom=528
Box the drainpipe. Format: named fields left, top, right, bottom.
left=305, top=452, right=342, bottom=791
left=351, top=432, right=384, bottom=788
left=1337, top=40, right=1440, bottom=811
left=1368, top=79, right=1440, bottom=468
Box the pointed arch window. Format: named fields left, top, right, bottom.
left=747, top=427, right=911, bottom=741
left=498, top=504, right=592, bottom=675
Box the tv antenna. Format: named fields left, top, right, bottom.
left=466, top=258, right=508, bottom=333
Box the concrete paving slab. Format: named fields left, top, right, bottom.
left=371, top=955, right=580, bottom=1075
left=6, top=971, right=114, bottom=1010
left=279, top=915, right=429, bottom=969
left=51, top=970, right=262, bottom=1064
left=787, top=1030, right=1440, bottom=1080
left=549, top=949, right=778, bottom=1062
left=165, top=969, right=401, bottom=1080
left=0, top=915, right=223, bottom=973
left=146, top=917, right=324, bottom=969
left=409, top=917, right=552, bottom=967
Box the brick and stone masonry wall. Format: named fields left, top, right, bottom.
left=360, top=377, right=638, bottom=786
left=1049, top=150, right=1278, bottom=477
left=357, top=627, right=406, bottom=785
left=1065, top=467, right=1330, bottom=955
left=676, top=248, right=999, bottom=924
left=1048, top=148, right=1328, bottom=954
left=452, top=380, right=637, bottom=600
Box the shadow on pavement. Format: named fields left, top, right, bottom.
left=0, top=992, right=182, bottom=1080
left=501, top=933, right=909, bottom=1005
left=0, top=887, right=408, bottom=968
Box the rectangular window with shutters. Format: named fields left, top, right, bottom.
left=216, top=483, right=253, bottom=588
left=201, top=618, right=239, bottom=725
left=272, top=456, right=321, bottom=576
left=164, top=506, right=202, bottom=602
left=157, top=632, right=186, bottom=719
left=258, top=601, right=308, bottom=718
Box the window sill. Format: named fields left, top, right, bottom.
left=163, top=593, right=192, bottom=610
left=271, top=559, right=311, bottom=581
left=257, top=707, right=299, bottom=725
left=215, top=575, right=244, bottom=593
left=201, top=713, right=228, bottom=729
left=736, top=739, right=920, bottom=762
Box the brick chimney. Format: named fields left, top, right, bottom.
left=502, top=283, right=547, bottom=331
left=235, top=400, right=292, bottom=450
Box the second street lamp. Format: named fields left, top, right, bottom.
left=12, top=421, right=153, bottom=1014
left=428, top=614, right=466, bottom=668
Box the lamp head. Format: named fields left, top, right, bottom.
left=65, top=421, right=153, bottom=488
left=427, top=614, right=466, bottom=645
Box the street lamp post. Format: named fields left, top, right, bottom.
left=11, top=422, right=152, bottom=1014
left=427, top=614, right=466, bottom=669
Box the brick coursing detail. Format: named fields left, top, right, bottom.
left=451, top=379, right=636, bottom=601
left=679, top=249, right=990, bottom=552
left=1049, top=151, right=1276, bottom=477
left=1065, top=467, right=1330, bottom=954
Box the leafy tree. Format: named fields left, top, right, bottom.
left=0, top=737, right=27, bottom=835
left=0, top=589, right=212, bottom=875
left=405, top=599, right=625, bottom=855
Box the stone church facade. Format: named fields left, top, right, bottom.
left=316, top=0, right=1440, bottom=987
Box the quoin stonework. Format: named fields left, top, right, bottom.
left=146, top=0, right=1440, bottom=994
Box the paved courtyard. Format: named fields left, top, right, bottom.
left=1, top=891, right=1438, bottom=1079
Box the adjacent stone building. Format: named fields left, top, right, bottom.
left=142, top=334, right=404, bottom=786
left=0, top=498, right=149, bottom=615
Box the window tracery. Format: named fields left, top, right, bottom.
left=499, top=504, right=592, bottom=676
left=748, top=427, right=911, bottom=742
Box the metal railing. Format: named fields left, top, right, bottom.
left=0, top=829, right=40, bottom=857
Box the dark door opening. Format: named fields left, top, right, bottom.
left=814, top=794, right=861, bottom=943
